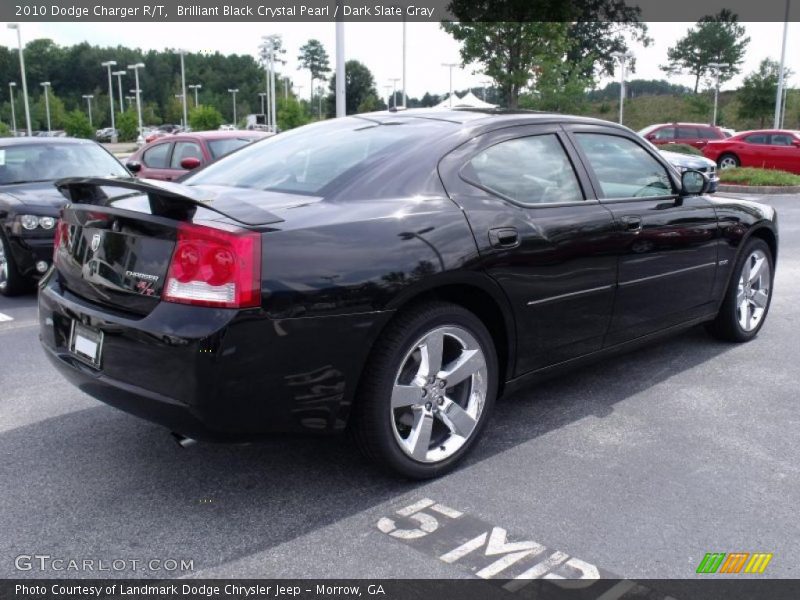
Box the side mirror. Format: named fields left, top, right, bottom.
left=180, top=157, right=201, bottom=170
left=125, top=161, right=141, bottom=174
left=681, top=169, right=708, bottom=195
left=645, top=134, right=655, bottom=141
left=792, top=139, right=800, bottom=148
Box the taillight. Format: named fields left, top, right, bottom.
left=53, top=219, right=69, bottom=264
left=163, top=222, right=261, bottom=309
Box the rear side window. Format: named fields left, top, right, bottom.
left=170, top=141, right=203, bottom=168
left=208, top=137, right=258, bottom=159
left=464, top=135, right=583, bottom=205
left=745, top=134, right=768, bottom=144
left=770, top=134, right=794, bottom=146
left=700, top=127, right=723, bottom=140
left=652, top=127, right=675, bottom=141
left=143, top=143, right=171, bottom=168
left=575, top=133, right=673, bottom=199
left=677, top=127, right=700, bottom=138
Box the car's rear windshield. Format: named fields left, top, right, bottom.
left=0, top=142, right=128, bottom=185
left=185, top=117, right=444, bottom=195
left=207, top=137, right=260, bottom=160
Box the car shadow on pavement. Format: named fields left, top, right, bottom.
left=0, top=325, right=736, bottom=578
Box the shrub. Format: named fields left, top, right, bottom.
left=663, top=143, right=702, bottom=156
left=189, top=105, right=223, bottom=131
left=63, top=110, right=94, bottom=139
left=0, top=122, right=10, bottom=137
left=719, top=167, right=800, bottom=186
left=116, top=110, right=139, bottom=142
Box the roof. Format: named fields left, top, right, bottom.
left=0, top=136, right=98, bottom=147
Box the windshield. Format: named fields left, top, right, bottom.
left=185, top=118, right=434, bottom=195
left=0, top=142, right=128, bottom=185
left=207, top=137, right=260, bottom=160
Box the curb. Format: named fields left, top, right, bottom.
left=717, top=184, right=800, bottom=194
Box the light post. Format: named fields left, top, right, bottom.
left=8, top=82, right=17, bottom=135
left=177, top=49, right=188, bottom=135
left=442, top=63, right=457, bottom=107
left=317, top=85, right=324, bottom=119
left=611, top=51, right=633, bottom=125
left=335, top=8, right=345, bottom=118
left=389, top=78, right=400, bottom=108
left=284, top=76, right=289, bottom=100
left=258, top=92, right=267, bottom=115
left=7, top=24, right=32, bottom=136
left=125, top=95, right=135, bottom=110
left=188, top=84, right=202, bottom=107
left=228, top=88, right=238, bottom=126
left=707, top=62, right=730, bottom=126
left=383, top=84, right=392, bottom=109
left=82, top=94, right=94, bottom=127
left=101, top=60, right=117, bottom=141
left=480, top=79, right=492, bottom=102
left=261, top=35, right=280, bottom=132
left=775, top=0, right=791, bottom=129
left=112, top=70, right=126, bottom=113
left=127, top=62, right=145, bottom=143
left=401, top=18, right=407, bottom=108
left=40, top=82, right=51, bottom=134
left=174, top=94, right=185, bottom=129
left=781, top=83, right=789, bottom=128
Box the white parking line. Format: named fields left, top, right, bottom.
left=0, top=312, right=13, bottom=322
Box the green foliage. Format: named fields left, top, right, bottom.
left=0, top=122, right=10, bottom=137
left=276, top=98, right=309, bottom=131
left=524, top=56, right=594, bottom=114
left=719, top=167, right=800, bottom=186
left=664, top=143, right=703, bottom=156
left=661, top=9, right=749, bottom=93
left=588, top=79, right=692, bottom=101
left=188, top=105, right=223, bottom=131
left=326, top=60, right=380, bottom=116
left=685, top=94, right=712, bottom=119
left=33, top=91, right=66, bottom=130
left=297, top=39, right=330, bottom=82
left=737, top=59, right=781, bottom=127
left=116, top=110, right=139, bottom=142
left=63, top=109, right=94, bottom=138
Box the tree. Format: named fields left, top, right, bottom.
left=276, top=98, right=310, bottom=131
left=189, top=105, right=223, bottom=131
left=297, top=39, right=330, bottom=105
left=661, top=10, right=749, bottom=93
left=737, top=59, right=781, bottom=127
left=326, top=60, right=380, bottom=116
left=63, top=109, right=94, bottom=138
left=116, top=109, right=139, bottom=142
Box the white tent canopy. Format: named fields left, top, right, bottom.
left=433, top=92, right=497, bottom=109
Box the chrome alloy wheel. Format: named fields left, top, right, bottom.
left=0, top=238, right=8, bottom=291
left=719, top=156, right=738, bottom=169
left=736, top=249, right=771, bottom=332
left=390, top=325, right=488, bottom=463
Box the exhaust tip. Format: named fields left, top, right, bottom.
left=171, top=432, right=197, bottom=448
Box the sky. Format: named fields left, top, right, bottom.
left=0, top=21, right=796, bottom=101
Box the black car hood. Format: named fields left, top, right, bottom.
left=1, top=181, right=67, bottom=209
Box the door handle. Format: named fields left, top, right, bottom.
left=488, top=227, right=519, bottom=248
left=620, top=216, right=642, bottom=231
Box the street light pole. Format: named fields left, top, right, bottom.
left=127, top=62, right=145, bottom=143
left=82, top=94, right=94, bottom=127
left=40, top=82, right=51, bottom=134
left=7, top=24, right=32, bottom=136
left=480, top=79, right=492, bottom=102
left=335, top=9, right=345, bottom=118
left=125, top=95, right=135, bottom=110
left=8, top=82, right=17, bottom=135
left=389, top=78, right=400, bottom=108
left=383, top=85, right=392, bottom=109
left=178, top=49, right=188, bottom=134
left=174, top=94, right=185, bottom=128
left=112, top=70, right=125, bottom=112
left=228, top=88, right=238, bottom=126
left=442, top=63, right=457, bottom=107
left=708, top=62, right=730, bottom=126
left=401, top=18, right=407, bottom=108
left=774, top=0, right=791, bottom=129
left=258, top=92, right=266, bottom=115
left=611, top=51, right=633, bottom=125
left=101, top=60, right=117, bottom=140
left=188, top=84, right=201, bottom=107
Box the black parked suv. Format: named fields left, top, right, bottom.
left=40, top=110, right=777, bottom=478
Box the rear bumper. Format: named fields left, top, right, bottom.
left=38, top=274, right=392, bottom=440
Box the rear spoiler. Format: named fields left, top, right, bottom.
left=55, top=176, right=284, bottom=227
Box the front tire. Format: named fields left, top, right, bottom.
left=718, top=153, right=740, bottom=170
left=0, top=228, right=30, bottom=297
left=707, top=238, right=774, bottom=342
left=352, top=302, right=498, bottom=479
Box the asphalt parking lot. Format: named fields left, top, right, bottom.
left=1, top=193, right=797, bottom=582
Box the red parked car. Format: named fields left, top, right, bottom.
left=638, top=122, right=727, bottom=150
left=702, top=129, right=800, bottom=173
left=126, top=131, right=270, bottom=181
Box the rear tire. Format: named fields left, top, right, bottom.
left=0, top=228, right=30, bottom=297
left=351, top=302, right=498, bottom=479
left=718, top=153, right=739, bottom=170
left=707, top=238, right=774, bottom=342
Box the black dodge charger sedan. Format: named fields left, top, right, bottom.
left=39, top=110, right=778, bottom=478
left=0, top=137, right=129, bottom=295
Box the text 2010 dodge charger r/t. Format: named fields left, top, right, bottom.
left=39, top=110, right=778, bottom=478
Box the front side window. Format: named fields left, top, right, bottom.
left=574, top=133, right=673, bottom=199
left=208, top=137, right=259, bottom=159
left=745, top=134, right=768, bottom=145
left=170, top=142, right=203, bottom=168
left=463, top=134, right=583, bottom=205
left=652, top=127, right=675, bottom=141
left=143, top=143, right=171, bottom=168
